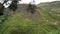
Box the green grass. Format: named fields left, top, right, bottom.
left=0, top=1, right=60, bottom=34
left=0, top=10, right=60, bottom=34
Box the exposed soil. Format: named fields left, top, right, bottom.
left=9, top=4, right=42, bottom=20
left=22, top=11, right=42, bottom=20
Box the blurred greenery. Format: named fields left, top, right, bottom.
left=0, top=1, right=60, bottom=34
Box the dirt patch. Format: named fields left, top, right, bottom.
left=54, top=21, right=60, bottom=25
left=9, top=4, right=42, bottom=20
left=16, top=4, right=42, bottom=20
left=22, top=11, right=42, bottom=20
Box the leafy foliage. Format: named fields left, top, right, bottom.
left=9, top=0, right=18, bottom=11
left=28, top=3, right=37, bottom=14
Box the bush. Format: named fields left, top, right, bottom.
left=9, top=0, right=18, bottom=11
left=28, top=3, right=37, bottom=14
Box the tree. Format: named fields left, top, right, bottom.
left=0, top=3, right=4, bottom=15
left=0, top=0, right=21, bottom=23
left=4, top=0, right=9, bottom=3
left=28, top=1, right=37, bottom=14
left=9, top=0, right=18, bottom=11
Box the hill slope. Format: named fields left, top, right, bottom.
left=0, top=1, right=60, bottom=34
left=38, top=1, right=60, bottom=21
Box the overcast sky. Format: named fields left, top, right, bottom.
left=0, top=0, right=58, bottom=4
left=0, top=0, right=58, bottom=8
left=20, top=0, right=57, bottom=4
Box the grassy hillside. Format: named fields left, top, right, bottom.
left=1, top=11, right=60, bottom=34
left=0, top=1, right=60, bottom=34
left=38, top=1, right=60, bottom=21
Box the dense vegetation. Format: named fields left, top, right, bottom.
left=9, top=0, right=18, bottom=11
left=0, top=1, right=60, bottom=34
left=28, top=3, right=37, bottom=14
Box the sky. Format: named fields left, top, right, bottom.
left=0, top=0, right=58, bottom=4
left=20, top=0, right=57, bottom=4
left=0, top=0, right=4, bottom=4
left=0, top=0, right=58, bottom=8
